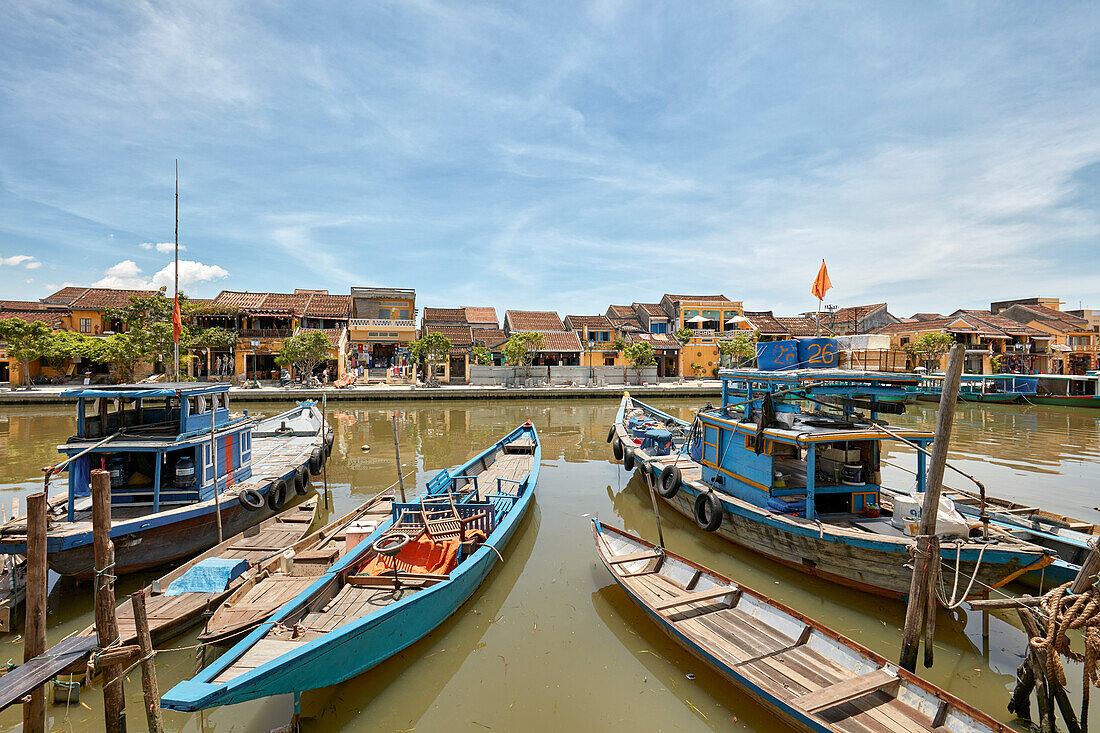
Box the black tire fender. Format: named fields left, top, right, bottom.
left=611, top=437, right=624, bottom=461
left=658, top=465, right=682, bottom=499
left=268, top=480, right=289, bottom=512
left=309, top=447, right=325, bottom=475
left=606, top=426, right=615, bottom=443
left=294, top=467, right=309, bottom=495
left=623, top=447, right=635, bottom=472
left=693, top=491, right=723, bottom=532
left=238, top=489, right=265, bottom=511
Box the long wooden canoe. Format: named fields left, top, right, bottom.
left=199, top=484, right=400, bottom=645
left=593, top=520, right=1013, bottom=733
left=162, top=421, right=540, bottom=712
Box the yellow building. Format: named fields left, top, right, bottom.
left=658, top=294, right=745, bottom=379
left=349, top=287, right=417, bottom=381
left=995, top=301, right=1098, bottom=374
left=564, top=315, right=626, bottom=367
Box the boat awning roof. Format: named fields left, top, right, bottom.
left=721, top=368, right=921, bottom=386
left=62, top=383, right=230, bottom=399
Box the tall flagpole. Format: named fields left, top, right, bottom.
left=174, top=160, right=179, bottom=381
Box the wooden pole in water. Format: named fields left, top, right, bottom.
left=644, top=466, right=666, bottom=550
left=322, top=394, right=330, bottom=510
left=1070, top=540, right=1100, bottom=595
left=210, top=402, right=223, bottom=545
left=129, top=591, right=163, bottom=733
left=91, top=468, right=126, bottom=733
left=22, top=492, right=47, bottom=733
left=900, top=343, right=964, bottom=672
left=392, top=413, right=406, bottom=503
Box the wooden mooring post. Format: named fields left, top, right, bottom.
left=22, top=492, right=47, bottom=733
left=392, top=413, right=406, bottom=503
left=91, top=468, right=126, bottom=733
left=129, top=591, right=163, bottom=733
left=899, top=343, right=965, bottom=673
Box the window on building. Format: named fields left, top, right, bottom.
left=377, top=308, right=390, bottom=319
left=79, top=318, right=91, bottom=333
left=604, top=356, right=615, bottom=366
left=651, top=322, right=667, bottom=334
left=399, top=309, right=410, bottom=320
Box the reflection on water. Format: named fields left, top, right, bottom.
left=0, top=398, right=1097, bottom=731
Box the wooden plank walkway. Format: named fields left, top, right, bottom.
left=0, top=635, right=98, bottom=711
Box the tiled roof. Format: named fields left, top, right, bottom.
left=1013, top=304, right=1089, bottom=328
left=262, top=292, right=311, bottom=313
left=422, top=307, right=468, bottom=324
left=629, top=333, right=681, bottom=350
left=951, top=310, right=1045, bottom=337
left=609, top=316, right=645, bottom=333
left=41, top=286, right=89, bottom=305
left=607, top=304, right=635, bottom=318
left=215, top=291, right=268, bottom=310
left=537, top=331, right=583, bottom=352
left=829, top=303, right=886, bottom=323
left=564, top=315, right=614, bottom=331
left=473, top=329, right=509, bottom=349
left=909, top=313, right=944, bottom=322
left=741, top=311, right=787, bottom=335
left=294, top=327, right=345, bottom=349
left=70, top=288, right=158, bottom=310
left=463, top=307, right=498, bottom=325
left=663, top=294, right=732, bottom=305
left=505, top=310, right=565, bottom=332
left=0, top=310, right=65, bottom=328
left=425, top=324, right=474, bottom=347
left=775, top=317, right=833, bottom=337
left=875, top=318, right=976, bottom=335
left=633, top=303, right=667, bottom=317
left=0, top=300, right=55, bottom=311
left=303, top=294, right=351, bottom=318
left=214, top=291, right=319, bottom=316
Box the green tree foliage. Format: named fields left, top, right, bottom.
left=623, top=341, right=656, bottom=383
left=280, top=331, right=334, bottom=383
left=673, top=327, right=694, bottom=344
left=718, top=331, right=757, bottom=367
left=0, top=319, right=55, bottom=388
left=189, top=327, right=238, bottom=350
left=104, top=288, right=191, bottom=378
left=471, top=345, right=493, bottom=365
left=47, top=330, right=100, bottom=361
left=409, top=331, right=454, bottom=382
left=905, top=332, right=956, bottom=370
left=502, top=332, right=545, bottom=376
left=96, top=332, right=147, bottom=383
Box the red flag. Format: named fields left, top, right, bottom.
left=810, top=259, right=832, bottom=301
left=172, top=294, right=183, bottom=343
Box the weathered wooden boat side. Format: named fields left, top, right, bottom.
left=0, top=386, right=333, bottom=577
left=593, top=521, right=1013, bottom=733
left=162, top=422, right=540, bottom=712
left=199, top=485, right=400, bottom=645
left=612, top=385, right=1055, bottom=600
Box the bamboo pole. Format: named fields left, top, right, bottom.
left=22, top=492, right=47, bottom=733
left=210, top=403, right=223, bottom=544
left=322, top=394, right=330, bottom=510
left=392, top=413, right=406, bottom=503
left=90, top=469, right=126, bottom=733
left=900, top=343, right=964, bottom=672
left=129, top=591, right=163, bottom=733
left=644, top=465, right=666, bottom=550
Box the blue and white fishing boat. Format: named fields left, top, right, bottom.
left=0, top=383, right=331, bottom=577
left=593, top=521, right=1014, bottom=733
left=610, top=365, right=1056, bottom=600
left=162, top=421, right=539, bottom=712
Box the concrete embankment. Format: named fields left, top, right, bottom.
left=0, top=381, right=723, bottom=405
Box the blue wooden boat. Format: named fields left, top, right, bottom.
left=162, top=421, right=539, bottom=712
left=0, top=384, right=332, bottom=577
left=611, top=370, right=1056, bottom=600
left=593, top=520, right=1014, bottom=733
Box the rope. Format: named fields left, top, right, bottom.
left=1029, top=582, right=1100, bottom=690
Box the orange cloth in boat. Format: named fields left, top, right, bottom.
left=362, top=535, right=460, bottom=576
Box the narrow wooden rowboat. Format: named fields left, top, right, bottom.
left=199, top=484, right=400, bottom=645
left=0, top=498, right=321, bottom=712
left=162, top=421, right=540, bottom=712
left=592, top=521, right=1013, bottom=733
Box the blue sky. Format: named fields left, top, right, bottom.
left=1, top=1, right=1098, bottom=318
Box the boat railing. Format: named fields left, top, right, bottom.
left=449, top=474, right=480, bottom=493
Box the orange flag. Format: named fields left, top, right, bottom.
left=172, top=294, right=183, bottom=343
left=810, top=259, right=832, bottom=301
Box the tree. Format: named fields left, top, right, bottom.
left=97, top=332, right=147, bottom=383
left=612, top=335, right=629, bottom=382
left=409, top=331, right=453, bottom=384
left=673, top=327, right=694, bottom=345
left=623, top=341, right=656, bottom=384
left=279, top=331, right=333, bottom=385
left=718, top=331, right=757, bottom=368
left=471, top=345, right=493, bottom=366
left=0, top=319, right=55, bottom=388
left=502, top=332, right=545, bottom=378
left=905, top=332, right=956, bottom=371
left=188, top=327, right=238, bottom=377
left=105, top=288, right=192, bottom=379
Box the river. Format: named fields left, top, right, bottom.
left=0, top=398, right=1097, bottom=731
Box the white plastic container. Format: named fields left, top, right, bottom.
left=278, top=548, right=295, bottom=574
left=891, top=493, right=970, bottom=538
left=891, top=493, right=921, bottom=530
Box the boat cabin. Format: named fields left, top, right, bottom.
left=699, top=370, right=932, bottom=521
left=58, top=384, right=254, bottom=520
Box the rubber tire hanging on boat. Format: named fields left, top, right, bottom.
left=606, top=426, right=615, bottom=443
left=309, top=447, right=325, bottom=475
left=268, top=480, right=289, bottom=511
left=658, top=465, right=682, bottom=498
left=238, top=489, right=265, bottom=511
left=294, top=467, right=309, bottom=495
left=623, top=447, right=635, bottom=472
left=611, top=437, right=624, bottom=461
left=324, top=432, right=334, bottom=457
left=694, top=491, right=723, bottom=532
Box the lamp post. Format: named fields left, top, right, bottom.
left=250, top=338, right=260, bottom=389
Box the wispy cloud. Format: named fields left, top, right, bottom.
left=91, top=258, right=229, bottom=291
left=0, top=252, right=40, bottom=269
left=140, top=242, right=183, bottom=253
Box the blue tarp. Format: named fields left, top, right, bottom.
left=641, top=429, right=673, bottom=456
left=767, top=496, right=806, bottom=515
left=164, top=557, right=249, bottom=596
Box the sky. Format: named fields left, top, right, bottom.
left=1, top=1, right=1098, bottom=318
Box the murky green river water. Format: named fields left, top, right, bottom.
left=0, top=398, right=1097, bottom=731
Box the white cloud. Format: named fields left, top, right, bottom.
left=139, top=242, right=183, bottom=253
left=0, top=253, right=40, bottom=269
left=91, top=259, right=229, bottom=291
